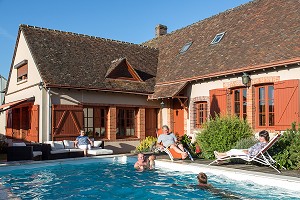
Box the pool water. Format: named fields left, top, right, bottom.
left=0, top=157, right=299, bottom=200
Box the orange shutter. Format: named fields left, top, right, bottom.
left=17, top=64, right=28, bottom=77
left=52, top=104, right=83, bottom=141
left=6, top=110, right=13, bottom=138
left=274, top=79, right=300, bottom=130
left=27, top=105, right=39, bottom=142
left=209, top=88, right=227, bottom=118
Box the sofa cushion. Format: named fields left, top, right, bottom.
left=93, top=141, right=103, bottom=148
left=88, top=148, right=113, bottom=155
left=53, top=141, right=65, bottom=149
left=12, top=142, right=26, bottom=147
left=50, top=149, right=69, bottom=154
left=69, top=148, right=84, bottom=152
left=44, top=141, right=55, bottom=148
left=63, top=140, right=76, bottom=149
left=33, top=151, right=42, bottom=157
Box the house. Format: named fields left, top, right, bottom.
left=1, top=0, right=299, bottom=152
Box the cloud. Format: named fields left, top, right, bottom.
left=0, top=27, right=15, bottom=40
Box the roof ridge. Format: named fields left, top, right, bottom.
left=20, top=24, right=158, bottom=50
left=144, top=0, right=259, bottom=43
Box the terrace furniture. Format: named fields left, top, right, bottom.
left=209, top=133, right=285, bottom=173
left=43, top=140, right=113, bottom=159
left=155, top=129, right=194, bottom=162
left=7, top=142, right=43, bottom=161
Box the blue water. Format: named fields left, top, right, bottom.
left=0, top=157, right=299, bottom=200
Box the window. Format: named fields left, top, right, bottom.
left=14, top=60, right=28, bottom=82
left=211, top=32, right=225, bottom=44
left=83, top=107, right=107, bottom=138
left=256, top=85, right=274, bottom=127
left=179, top=41, right=193, bottom=54
left=117, top=108, right=136, bottom=138
left=232, top=88, right=247, bottom=120
left=195, top=102, right=208, bottom=128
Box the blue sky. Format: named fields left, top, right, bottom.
left=0, top=0, right=251, bottom=79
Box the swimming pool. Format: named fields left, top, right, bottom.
left=0, top=156, right=299, bottom=199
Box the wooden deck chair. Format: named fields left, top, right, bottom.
left=155, top=129, right=194, bottom=162
left=209, top=133, right=285, bottom=173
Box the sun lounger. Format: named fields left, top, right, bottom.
left=155, top=129, right=194, bottom=162
left=209, top=133, right=285, bottom=173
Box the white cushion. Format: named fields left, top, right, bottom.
left=69, top=148, right=84, bottom=152
left=53, top=141, right=64, bottom=149
left=44, top=141, right=55, bottom=148
left=88, top=148, right=113, bottom=155
left=93, top=141, right=103, bottom=148
left=50, top=149, right=69, bottom=154
left=33, top=151, right=42, bottom=157
left=12, top=142, right=26, bottom=147
left=63, top=140, right=76, bottom=149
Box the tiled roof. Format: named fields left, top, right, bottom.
left=148, top=82, right=187, bottom=100
left=20, top=25, right=158, bottom=94
left=144, top=0, right=300, bottom=85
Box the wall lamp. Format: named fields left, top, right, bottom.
left=242, top=73, right=251, bottom=87
left=38, top=81, right=44, bottom=90
left=160, top=100, right=165, bottom=108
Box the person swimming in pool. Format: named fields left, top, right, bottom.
left=134, top=153, right=156, bottom=171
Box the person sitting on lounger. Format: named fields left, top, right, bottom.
left=75, top=130, right=93, bottom=157
left=214, top=130, right=270, bottom=159
left=157, top=125, right=188, bottom=159
left=134, top=153, right=156, bottom=171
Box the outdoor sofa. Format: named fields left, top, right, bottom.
left=43, top=140, right=113, bottom=159
left=7, top=142, right=46, bottom=161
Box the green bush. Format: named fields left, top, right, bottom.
left=136, top=136, right=157, bottom=153
left=233, top=136, right=258, bottom=149
left=180, top=134, right=201, bottom=158
left=270, top=123, right=300, bottom=170
left=196, top=115, right=253, bottom=159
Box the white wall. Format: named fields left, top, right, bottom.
left=4, top=31, right=44, bottom=142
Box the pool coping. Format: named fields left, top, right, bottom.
left=155, top=159, right=300, bottom=192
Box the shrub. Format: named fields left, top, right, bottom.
left=180, top=134, right=201, bottom=158
left=233, top=136, right=258, bottom=149
left=135, top=136, right=157, bottom=153
left=270, top=122, right=300, bottom=170
left=196, top=115, right=253, bottom=159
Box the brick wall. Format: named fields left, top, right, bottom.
left=107, top=106, right=116, bottom=140
left=136, top=108, right=145, bottom=139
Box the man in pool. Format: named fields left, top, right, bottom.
left=197, top=172, right=211, bottom=188
left=134, top=153, right=156, bottom=171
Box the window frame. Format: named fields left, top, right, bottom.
left=195, top=101, right=208, bottom=128
left=210, top=32, right=225, bottom=45
left=116, top=108, right=136, bottom=139
left=14, top=60, right=28, bottom=82
left=231, top=87, right=247, bottom=120
left=255, top=84, right=274, bottom=128
left=83, top=106, right=107, bottom=139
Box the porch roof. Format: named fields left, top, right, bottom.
left=0, top=97, right=35, bottom=112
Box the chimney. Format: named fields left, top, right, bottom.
left=155, top=24, right=167, bottom=37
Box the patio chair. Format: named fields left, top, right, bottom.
left=7, top=142, right=43, bottom=161
left=209, top=133, right=285, bottom=173
left=155, top=129, right=194, bottom=162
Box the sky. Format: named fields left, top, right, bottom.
left=0, top=0, right=251, bottom=79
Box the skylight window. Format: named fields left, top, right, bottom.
left=211, top=32, right=225, bottom=44
left=179, top=41, right=193, bottom=54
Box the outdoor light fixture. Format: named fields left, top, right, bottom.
left=242, top=72, right=251, bottom=87
left=160, top=100, right=165, bottom=108
left=38, top=81, right=44, bottom=90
